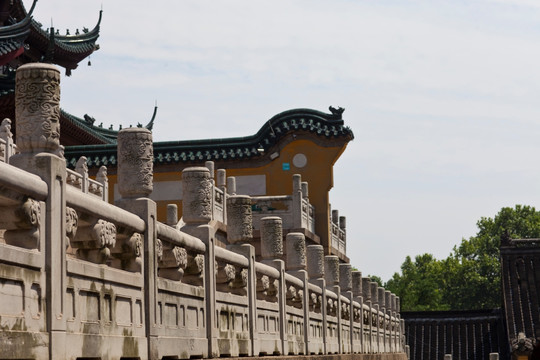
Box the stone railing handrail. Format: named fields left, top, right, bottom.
left=156, top=222, right=206, bottom=254
left=308, top=281, right=323, bottom=293
left=66, top=186, right=145, bottom=233
left=215, top=245, right=250, bottom=268
left=252, top=194, right=292, bottom=202
left=325, top=288, right=339, bottom=300
left=255, top=261, right=280, bottom=278
left=284, top=271, right=304, bottom=288
left=0, top=161, right=48, bottom=200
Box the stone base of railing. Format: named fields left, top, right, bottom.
left=225, top=354, right=407, bottom=360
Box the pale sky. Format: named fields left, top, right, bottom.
left=26, top=0, right=540, bottom=281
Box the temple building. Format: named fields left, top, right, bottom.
left=0, top=0, right=354, bottom=261
left=65, top=107, right=354, bottom=261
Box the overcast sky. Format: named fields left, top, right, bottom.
left=26, top=0, right=540, bottom=281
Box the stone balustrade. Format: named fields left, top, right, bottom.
left=331, top=207, right=347, bottom=255
left=0, top=63, right=406, bottom=360
left=66, top=156, right=109, bottom=201
left=251, top=173, right=316, bottom=234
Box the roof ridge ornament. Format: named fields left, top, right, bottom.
left=145, top=104, right=158, bottom=131
left=328, top=106, right=345, bottom=119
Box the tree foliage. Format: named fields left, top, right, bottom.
left=385, top=205, right=540, bottom=311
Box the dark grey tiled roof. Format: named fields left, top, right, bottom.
left=403, top=309, right=509, bottom=360
left=500, top=238, right=540, bottom=353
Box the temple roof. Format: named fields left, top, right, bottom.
left=64, top=107, right=354, bottom=169
left=402, top=309, right=509, bottom=359
left=0, top=0, right=35, bottom=65
left=500, top=237, right=540, bottom=352
left=60, top=106, right=157, bottom=146
left=0, top=0, right=101, bottom=73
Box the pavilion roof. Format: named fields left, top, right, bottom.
left=1, top=0, right=101, bottom=74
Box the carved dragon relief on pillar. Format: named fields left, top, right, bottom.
left=1, top=197, right=42, bottom=249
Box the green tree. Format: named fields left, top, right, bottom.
left=444, top=205, right=540, bottom=309
left=386, top=205, right=540, bottom=311
left=386, top=254, right=447, bottom=311
left=367, top=274, right=383, bottom=287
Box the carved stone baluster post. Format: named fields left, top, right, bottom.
left=115, top=127, right=155, bottom=359
left=167, top=204, right=177, bottom=227
left=217, top=169, right=226, bottom=192
left=226, top=194, right=258, bottom=356
left=181, top=166, right=216, bottom=358
left=205, top=160, right=215, bottom=180
left=390, top=293, right=397, bottom=352
left=10, top=63, right=66, bottom=359
left=204, top=161, right=216, bottom=220
left=339, top=216, right=346, bottom=254
left=330, top=209, right=338, bottom=251
left=182, top=167, right=212, bottom=224
left=96, top=165, right=109, bottom=202
left=227, top=176, right=236, bottom=196
left=325, top=255, right=341, bottom=354
left=12, top=63, right=61, bottom=167
left=385, top=290, right=392, bottom=353
left=370, top=282, right=380, bottom=354
left=377, top=287, right=386, bottom=352
left=339, top=264, right=353, bottom=353
left=0, top=118, right=14, bottom=162
left=217, top=169, right=227, bottom=223
left=75, top=156, right=89, bottom=194
left=292, top=174, right=302, bottom=228
left=332, top=210, right=339, bottom=227
left=286, top=232, right=309, bottom=355
left=301, top=181, right=312, bottom=231
left=396, top=297, right=403, bottom=352
left=260, top=216, right=286, bottom=355
left=301, top=181, right=309, bottom=199
left=227, top=195, right=252, bottom=244
left=361, top=277, right=372, bottom=353
left=307, top=244, right=326, bottom=354
left=352, top=271, right=363, bottom=353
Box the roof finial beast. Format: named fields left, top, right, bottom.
left=329, top=106, right=345, bottom=119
